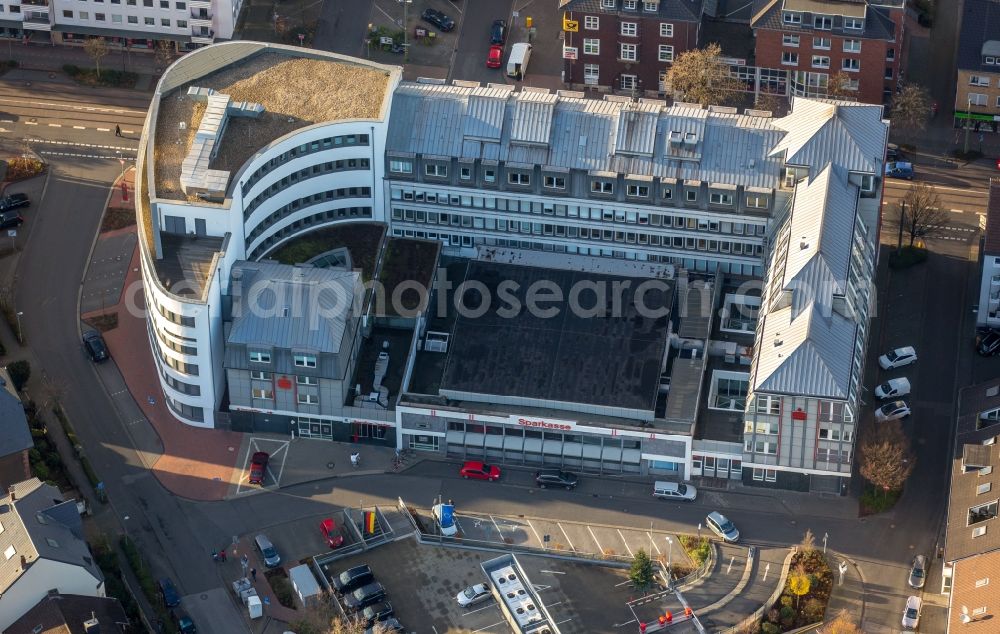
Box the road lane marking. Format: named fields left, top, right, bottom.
left=24, top=121, right=36, bottom=125
left=951, top=209, right=964, bottom=213
left=96, top=127, right=111, bottom=132
left=0, top=96, right=146, bottom=115
left=73, top=125, right=86, bottom=129
left=123, top=130, right=135, bottom=134
left=48, top=123, right=61, bottom=127
left=27, top=138, right=137, bottom=151
left=39, top=151, right=136, bottom=160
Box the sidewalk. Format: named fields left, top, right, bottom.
left=825, top=553, right=866, bottom=630
left=4, top=39, right=164, bottom=76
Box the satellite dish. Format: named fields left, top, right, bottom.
left=963, top=606, right=970, bottom=615
left=961, top=614, right=971, bottom=624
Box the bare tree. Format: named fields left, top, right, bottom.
left=890, top=84, right=931, bottom=145
left=826, top=72, right=855, bottom=100
left=753, top=92, right=784, bottom=115
left=820, top=610, right=863, bottom=634
left=84, top=37, right=109, bottom=78
left=859, top=419, right=915, bottom=493
left=154, top=40, right=174, bottom=69
left=289, top=601, right=367, bottom=634
left=883, top=182, right=948, bottom=248
left=799, top=528, right=816, bottom=553
left=666, top=43, right=743, bottom=106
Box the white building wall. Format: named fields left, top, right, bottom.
left=42, top=0, right=238, bottom=43
left=979, top=253, right=1000, bottom=328
left=0, top=560, right=104, bottom=632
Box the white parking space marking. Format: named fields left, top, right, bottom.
left=587, top=525, right=603, bottom=552
left=645, top=533, right=662, bottom=555
left=463, top=603, right=498, bottom=615
left=558, top=523, right=576, bottom=551
left=233, top=437, right=290, bottom=494
left=526, top=518, right=544, bottom=546
left=471, top=620, right=507, bottom=633
left=617, top=529, right=634, bottom=557
left=490, top=515, right=505, bottom=540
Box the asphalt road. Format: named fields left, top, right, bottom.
left=314, top=0, right=374, bottom=57
left=448, top=0, right=513, bottom=83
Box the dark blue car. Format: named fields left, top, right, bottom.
left=158, top=577, right=181, bottom=608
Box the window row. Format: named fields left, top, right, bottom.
left=249, top=370, right=318, bottom=385
left=247, top=206, right=373, bottom=261
left=782, top=52, right=860, bottom=71
left=246, top=186, right=371, bottom=241
left=815, top=448, right=851, bottom=463
left=75, top=0, right=185, bottom=7
left=967, top=93, right=1000, bottom=107
left=241, top=133, right=370, bottom=197
left=391, top=210, right=763, bottom=256
left=782, top=11, right=863, bottom=30
left=165, top=396, right=203, bottom=423
left=155, top=325, right=197, bottom=356
left=243, top=157, right=370, bottom=218
left=390, top=204, right=767, bottom=237
left=60, top=10, right=188, bottom=25
left=161, top=365, right=201, bottom=396
left=156, top=302, right=196, bottom=328
left=781, top=34, right=860, bottom=53
left=251, top=387, right=320, bottom=405
left=751, top=468, right=777, bottom=482
left=157, top=343, right=199, bottom=376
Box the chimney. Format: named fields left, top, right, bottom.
left=83, top=615, right=101, bottom=633
left=8, top=485, right=15, bottom=501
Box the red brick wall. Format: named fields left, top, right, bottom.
left=563, top=11, right=699, bottom=92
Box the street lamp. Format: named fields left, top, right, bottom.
left=398, top=0, right=412, bottom=61
left=823, top=532, right=829, bottom=554
left=964, top=95, right=972, bottom=155
left=665, top=536, right=673, bottom=586
left=15, top=311, right=22, bottom=343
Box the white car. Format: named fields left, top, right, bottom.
left=876, top=400, right=911, bottom=422
left=902, top=595, right=921, bottom=629
left=456, top=583, right=491, bottom=607
left=432, top=503, right=458, bottom=537
left=875, top=377, right=911, bottom=400
left=879, top=346, right=917, bottom=370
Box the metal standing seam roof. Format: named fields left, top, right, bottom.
left=751, top=0, right=897, bottom=40
left=227, top=261, right=360, bottom=353
left=559, top=0, right=705, bottom=21
left=463, top=90, right=508, bottom=142
left=770, top=98, right=886, bottom=174
left=0, top=387, right=31, bottom=458
left=613, top=102, right=660, bottom=156
left=386, top=83, right=792, bottom=190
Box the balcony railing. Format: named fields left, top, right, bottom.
left=22, top=14, right=52, bottom=29
left=21, top=0, right=50, bottom=7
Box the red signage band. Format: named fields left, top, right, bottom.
left=517, top=418, right=572, bottom=431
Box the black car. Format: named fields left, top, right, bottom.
left=0, top=193, right=29, bottom=212
left=361, top=600, right=394, bottom=627
left=490, top=19, right=507, bottom=44
left=83, top=330, right=110, bottom=362
left=0, top=210, right=23, bottom=230
left=979, top=329, right=1000, bottom=356
left=535, top=469, right=579, bottom=489
left=343, top=581, right=386, bottom=611
left=421, top=8, right=455, bottom=31
left=331, top=564, right=374, bottom=594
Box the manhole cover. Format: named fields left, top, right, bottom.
left=327, top=461, right=335, bottom=469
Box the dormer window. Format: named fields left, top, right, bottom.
left=601, top=0, right=615, bottom=8
left=782, top=11, right=801, bottom=24
left=425, top=164, right=447, bottom=177
left=844, top=17, right=863, bottom=30
left=508, top=172, right=530, bottom=186
left=813, top=15, right=832, bottom=30
left=591, top=180, right=614, bottom=194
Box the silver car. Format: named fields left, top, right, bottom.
left=908, top=554, right=927, bottom=589
left=706, top=511, right=740, bottom=543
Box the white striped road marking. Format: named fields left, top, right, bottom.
left=123, top=130, right=135, bottom=134
left=0, top=119, right=12, bottom=124
left=525, top=518, right=544, bottom=547
left=96, top=127, right=111, bottom=132
left=0, top=97, right=144, bottom=115
left=73, top=125, right=86, bottom=130
left=587, top=525, right=602, bottom=552
left=617, top=529, right=634, bottom=557
left=0, top=128, right=7, bottom=133
left=27, top=138, right=136, bottom=151
left=951, top=209, right=964, bottom=213
left=558, top=522, right=576, bottom=551
left=24, top=121, right=37, bottom=125
left=39, top=151, right=136, bottom=160
left=48, top=123, right=61, bottom=127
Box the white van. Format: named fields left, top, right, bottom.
left=506, top=43, right=532, bottom=79
left=653, top=481, right=697, bottom=501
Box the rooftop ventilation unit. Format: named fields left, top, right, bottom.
left=669, top=130, right=683, bottom=146
left=683, top=132, right=698, bottom=146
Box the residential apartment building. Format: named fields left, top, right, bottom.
left=0, top=366, right=32, bottom=492
left=942, top=380, right=1000, bottom=630
left=139, top=42, right=887, bottom=489
left=751, top=0, right=907, bottom=104
left=0, top=479, right=105, bottom=632
left=560, top=0, right=703, bottom=93
left=977, top=181, right=1000, bottom=328
left=0, top=0, right=239, bottom=48
left=6, top=594, right=129, bottom=634
left=955, top=0, right=1000, bottom=133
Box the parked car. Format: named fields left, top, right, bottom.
left=320, top=518, right=344, bottom=549
left=332, top=564, right=374, bottom=594
left=460, top=460, right=501, bottom=481
left=885, top=161, right=914, bottom=180
left=979, top=329, right=1000, bottom=356
left=486, top=45, right=503, bottom=68
left=490, top=19, right=507, bottom=44
left=158, top=577, right=181, bottom=608
left=432, top=502, right=458, bottom=536
left=343, top=581, right=387, bottom=611
left=82, top=330, right=109, bottom=362
left=706, top=511, right=740, bottom=543
left=171, top=609, right=197, bottom=633
left=0, top=193, right=29, bottom=212
left=886, top=143, right=904, bottom=161
left=253, top=533, right=281, bottom=567
left=879, top=346, right=917, bottom=369
left=535, top=469, right=578, bottom=489
left=421, top=8, right=454, bottom=31
left=653, top=481, right=697, bottom=501
left=361, top=600, right=394, bottom=627
left=0, top=210, right=24, bottom=230
left=902, top=595, right=922, bottom=629
left=908, top=554, right=927, bottom=589
left=875, top=377, right=910, bottom=400
left=457, top=583, right=491, bottom=607
left=876, top=400, right=911, bottom=422
left=248, top=451, right=269, bottom=485
left=366, top=618, right=403, bottom=634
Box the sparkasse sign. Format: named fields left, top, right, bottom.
left=510, top=415, right=575, bottom=431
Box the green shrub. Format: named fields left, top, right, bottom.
left=761, top=623, right=780, bottom=634
left=119, top=535, right=158, bottom=604
left=861, top=486, right=902, bottom=513
left=80, top=456, right=100, bottom=488
left=31, top=461, right=50, bottom=481
left=6, top=360, right=30, bottom=390
left=678, top=535, right=712, bottom=567
left=888, top=246, right=928, bottom=270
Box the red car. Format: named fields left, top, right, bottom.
left=486, top=45, right=503, bottom=69
left=248, top=451, right=269, bottom=485
left=320, top=518, right=344, bottom=549
left=460, top=461, right=501, bottom=481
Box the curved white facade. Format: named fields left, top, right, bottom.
left=136, top=42, right=400, bottom=427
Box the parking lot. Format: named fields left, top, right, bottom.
left=414, top=505, right=694, bottom=567
left=234, top=436, right=290, bottom=494
left=319, top=538, right=644, bottom=632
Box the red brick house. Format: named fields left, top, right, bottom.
left=560, top=0, right=704, bottom=94
left=751, top=0, right=908, bottom=105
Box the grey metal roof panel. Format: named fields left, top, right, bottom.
left=771, top=98, right=886, bottom=174
left=227, top=261, right=360, bottom=354
left=958, top=0, right=1000, bottom=72
left=463, top=93, right=507, bottom=142
left=614, top=103, right=661, bottom=156
left=0, top=388, right=31, bottom=458
left=510, top=92, right=558, bottom=146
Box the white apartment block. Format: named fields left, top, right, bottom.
left=1, top=0, right=238, bottom=47
left=138, top=43, right=888, bottom=490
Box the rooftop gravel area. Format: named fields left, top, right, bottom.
left=153, top=52, right=390, bottom=201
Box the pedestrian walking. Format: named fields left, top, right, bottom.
left=250, top=567, right=257, bottom=582
left=115, top=125, right=122, bottom=137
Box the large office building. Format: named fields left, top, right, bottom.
left=137, top=42, right=887, bottom=489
